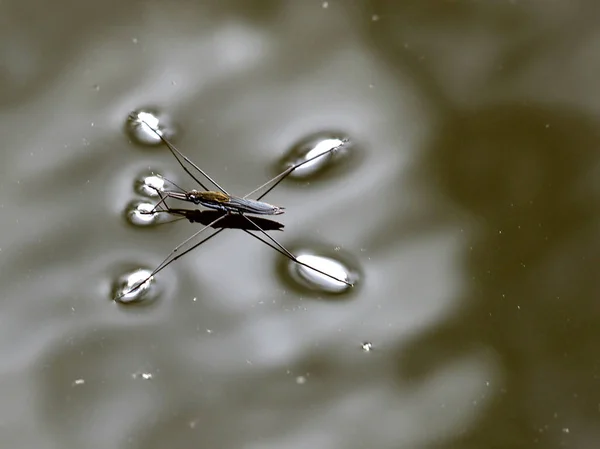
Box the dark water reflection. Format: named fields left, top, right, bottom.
left=401, top=105, right=600, bottom=448
left=1, top=1, right=598, bottom=448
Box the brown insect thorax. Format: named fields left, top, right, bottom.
left=189, top=190, right=230, bottom=203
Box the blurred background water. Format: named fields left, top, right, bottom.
left=1, top=1, right=599, bottom=448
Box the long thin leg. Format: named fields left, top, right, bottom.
left=240, top=215, right=297, bottom=260
left=147, top=214, right=228, bottom=274
left=134, top=116, right=229, bottom=195
left=241, top=229, right=296, bottom=259
left=241, top=229, right=353, bottom=287
left=240, top=214, right=353, bottom=286
left=146, top=194, right=189, bottom=226
left=143, top=227, right=226, bottom=286
left=245, top=139, right=348, bottom=201
left=116, top=214, right=229, bottom=299
left=147, top=186, right=173, bottom=213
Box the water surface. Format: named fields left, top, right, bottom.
left=1, top=1, right=598, bottom=448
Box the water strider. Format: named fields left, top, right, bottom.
left=117, top=112, right=353, bottom=300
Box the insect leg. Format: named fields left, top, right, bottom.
left=240, top=214, right=353, bottom=287
left=134, top=116, right=229, bottom=195
left=116, top=215, right=229, bottom=300
left=243, top=139, right=348, bottom=201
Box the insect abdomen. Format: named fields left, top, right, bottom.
left=191, top=190, right=284, bottom=215
left=225, top=196, right=284, bottom=215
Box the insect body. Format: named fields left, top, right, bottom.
left=165, top=189, right=285, bottom=215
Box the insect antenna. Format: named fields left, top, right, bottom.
left=155, top=173, right=187, bottom=194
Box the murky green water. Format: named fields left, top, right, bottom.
left=1, top=1, right=598, bottom=448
